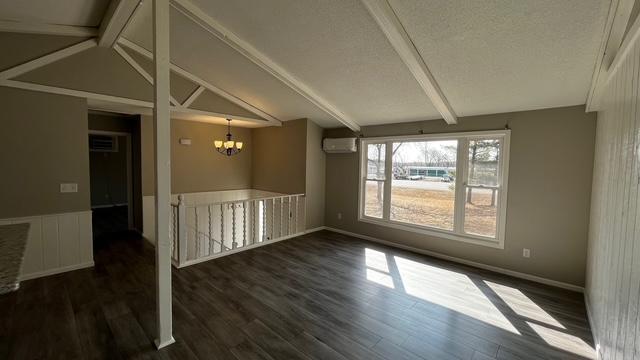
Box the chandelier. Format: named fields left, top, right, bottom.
left=214, top=119, right=243, bottom=156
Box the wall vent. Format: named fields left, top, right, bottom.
left=89, top=134, right=118, bottom=152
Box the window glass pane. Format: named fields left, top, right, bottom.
left=390, top=140, right=457, bottom=230
left=467, top=139, right=501, bottom=186
left=367, top=143, right=386, bottom=180
left=364, top=180, right=384, bottom=218
left=464, top=188, right=498, bottom=237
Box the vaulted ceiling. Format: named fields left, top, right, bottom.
left=0, top=0, right=611, bottom=129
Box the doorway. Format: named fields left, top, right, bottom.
left=89, top=130, right=133, bottom=239
left=88, top=111, right=144, bottom=248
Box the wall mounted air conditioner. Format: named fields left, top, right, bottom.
left=323, top=137, right=357, bottom=153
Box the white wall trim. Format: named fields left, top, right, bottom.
left=323, top=226, right=585, bottom=292
left=0, top=39, right=97, bottom=81
left=117, top=37, right=282, bottom=126
left=19, top=261, right=94, bottom=281
left=0, top=20, right=98, bottom=37
left=361, top=0, right=457, bottom=124
left=0, top=211, right=94, bottom=281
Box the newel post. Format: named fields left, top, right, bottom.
left=177, top=194, right=188, bottom=266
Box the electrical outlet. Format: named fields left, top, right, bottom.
left=523, top=248, right=531, bottom=258
left=337, top=212, right=342, bottom=220
left=60, top=183, right=78, bottom=193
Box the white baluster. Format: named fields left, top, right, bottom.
left=271, top=199, right=275, bottom=240
left=220, top=203, right=225, bottom=252
left=262, top=200, right=267, bottom=242
left=278, top=197, right=284, bottom=237
left=288, top=196, right=292, bottom=235
left=194, top=207, right=200, bottom=258
left=243, top=201, right=247, bottom=248
left=294, top=195, right=299, bottom=234
left=232, top=202, right=237, bottom=249
left=208, top=205, right=213, bottom=255
left=177, top=194, right=187, bottom=265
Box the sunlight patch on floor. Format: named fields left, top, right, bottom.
left=366, top=268, right=395, bottom=288
left=485, top=280, right=565, bottom=329
left=527, top=321, right=595, bottom=359
left=392, top=255, right=519, bottom=334
left=365, top=248, right=390, bottom=272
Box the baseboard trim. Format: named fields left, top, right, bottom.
left=584, top=293, right=601, bottom=358
left=323, top=227, right=584, bottom=293
left=19, top=261, right=95, bottom=281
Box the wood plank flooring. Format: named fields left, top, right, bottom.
left=0, top=230, right=595, bottom=359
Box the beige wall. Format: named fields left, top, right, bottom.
left=141, top=116, right=253, bottom=195
left=0, top=87, right=90, bottom=218
left=586, top=35, right=640, bottom=359
left=305, top=120, right=326, bottom=229
left=251, top=119, right=307, bottom=194
left=325, top=105, right=595, bottom=286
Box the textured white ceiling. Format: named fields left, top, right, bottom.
left=187, top=0, right=441, bottom=126
left=0, top=0, right=109, bottom=27
left=388, top=0, right=610, bottom=117
left=123, top=2, right=340, bottom=127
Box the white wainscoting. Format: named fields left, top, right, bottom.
left=0, top=211, right=94, bottom=280
left=586, top=22, right=640, bottom=360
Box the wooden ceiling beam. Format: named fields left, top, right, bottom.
left=0, top=20, right=98, bottom=37
left=170, top=0, right=359, bottom=131
left=362, top=0, right=457, bottom=125
left=98, top=0, right=142, bottom=47
left=118, top=37, right=282, bottom=126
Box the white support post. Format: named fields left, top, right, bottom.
left=177, top=195, right=187, bottom=265
left=152, top=0, right=174, bottom=350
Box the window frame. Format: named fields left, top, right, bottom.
left=358, top=130, right=511, bottom=249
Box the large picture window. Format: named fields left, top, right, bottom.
left=359, top=130, right=510, bottom=248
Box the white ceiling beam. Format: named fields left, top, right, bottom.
left=98, top=0, right=142, bottom=47
left=0, top=20, right=98, bottom=37
left=114, top=43, right=180, bottom=105
left=118, top=37, right=282, bottom=126
left=0, top=39, right=96, bottom=80
left=170, top=0, right=359, bottom=131
left=585, top=0, right=636, bottom=112
left=0, top=79, right=269, bottom=126
left=361, top=0, right=457, bottom=125
left=607, top=7, right=640, bottom=82
left=181, top=85, right=204, bottom=107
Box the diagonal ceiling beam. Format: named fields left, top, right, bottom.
left=585, top=0, right=636, bottom=112
left=0, top=20, right=98, bottom=37
left=0, top=79, right=270, bottom=127
left=361, top=0, right=457, bottom=125
left=0, top=39, right=97, bottom=80
left=170, top=0, right=360, bottom=131
left=181, top=85, right=205, bottom=107
left=114, top=43, right=181, bottom=105
left=118, top=37, right=282, bottom=126
left=98, top=0, right=142, bottom=47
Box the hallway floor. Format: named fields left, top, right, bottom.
left=0, top=230, right=594, bottom=359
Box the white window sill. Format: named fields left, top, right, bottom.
left=358, top=216, right=504, bottom=249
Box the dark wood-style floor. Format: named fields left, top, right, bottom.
left=0, top=230, right=595, bottom=360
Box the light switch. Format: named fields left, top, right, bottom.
left=60, top=183, right=78, bottom=193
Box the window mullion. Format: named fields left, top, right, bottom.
left=382, top=141, right=393, bottom=220
left=453, top=138, right=468, bottom=234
